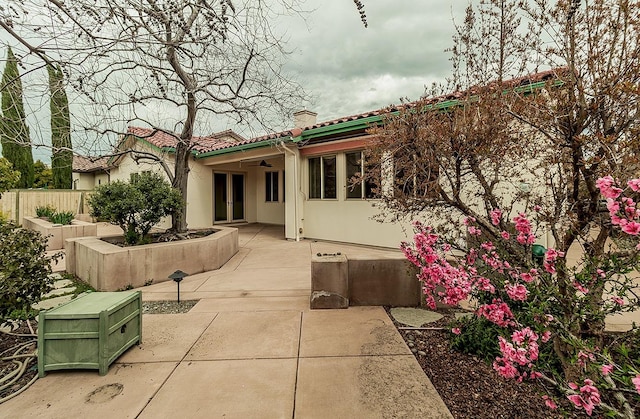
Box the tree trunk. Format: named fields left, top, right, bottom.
left=171, top=141, right=190, bottom=232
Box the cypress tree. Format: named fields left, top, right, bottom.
left=0, top=47, right=34, bottom=188
left=48, top=65, right=72, bottom=189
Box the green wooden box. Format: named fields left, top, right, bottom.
left=38, top=291, right=142, bottom=377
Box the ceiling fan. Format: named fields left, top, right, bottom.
left=245, top=159, right=272, bottom=168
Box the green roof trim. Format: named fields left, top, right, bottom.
left=294, top=78, right=564, bottom=143
left=194, top=137, right=293, bottom=159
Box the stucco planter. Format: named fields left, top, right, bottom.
left=65, top=226, right=238, bottom=291
left=23, top=216, right=98, bottom=251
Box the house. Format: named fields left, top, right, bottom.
left=72, top=155, right=114, bottom=190
left=108, top=70, right=562, bottom=248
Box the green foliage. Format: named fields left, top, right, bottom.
left=0, top=220, right=59, bottom=324
left=49, top=210, right=74, bottom=225
left=35, top=205, right=56, bottom=218
left=449, top=316, right=503, bottom=362
left=0, top=47, right=34, bottom=188
left=33, top=159, right=53, bottom=189
left=48, top=65, right=72, bottom=189
left=0, top=157, right=19, bottom=194
left=88, top=172, right=183, bottom=245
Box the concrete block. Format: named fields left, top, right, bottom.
left=348, top=257, right=420, bottom=306
left=311, top=253, right=348, bottom=309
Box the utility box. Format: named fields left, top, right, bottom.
left=38, top=291, right=142, bottom=377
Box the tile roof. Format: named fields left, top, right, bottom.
left=72, top=155, right=113, bottom=172
left=125, top=68, right=564, bottom=156
left=126, top=126, right=301, bottom=155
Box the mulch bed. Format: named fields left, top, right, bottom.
left=385, top=308, right=593, bottom=419
left=101, top=229, right=216, bottom=247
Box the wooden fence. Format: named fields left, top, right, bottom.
left=0, top=190, right=93, bottom=224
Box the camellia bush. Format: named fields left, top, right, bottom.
left=0, top=221, right=60, bottom=324
left=88, top=172, right=183, bottom=245
left=402, top=177, right=640, bottom=418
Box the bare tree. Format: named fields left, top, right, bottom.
left=2, top=0, right=305, bottom=231
left=365, top=0, right=640, bottom=382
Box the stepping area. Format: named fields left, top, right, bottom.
left=1, top=224, right=453, bottom=418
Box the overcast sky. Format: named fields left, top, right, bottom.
left=282, top=0, right=467, bottom=123
left=2, top=1, right=469, bottom=162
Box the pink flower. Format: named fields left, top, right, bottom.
left=622, top=221, right=640, bottom=235
left=596, top=176, right=623, bottom=199
left=628, top=179, right=640, bottom=192
left=468, top=226, right=482, bottom=236
left=577, top=350, right=595, bottom=368
left=542, top=395, right=558, bottom=410
left=600, top=364, right=614, bottom=376
left=520, top=272, right=534, bottom=283
left=543, top=262, right=556, bottom=274
left=477, top=299, right=515, bottom=327
left=463, top=216, right=476, bottom=226
left=541, top=331, right=551, bottom=343
left=505, top=283, right=529, bottom=301
left=611, top=296, right=624, bottom=306
left=490, top=209, right=502, bottom=226
left=632, top=375, right=640, bottom=394
left=533, top=205, right=542, bottom=212
left=596, top=269, right=606, bottom=278
left=501, top=231, right=510, bottom=240
left=573, top=281, right=589, bottom=294
left=566, top=379, right=601, bottom=416
left=451, top=328, right=461, bottom=335
left=481, top=241, right=494, bottom=251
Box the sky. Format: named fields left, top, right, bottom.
left=281, top=1, right=467, bottom=123
left=1, top=0, right=469, bottom=162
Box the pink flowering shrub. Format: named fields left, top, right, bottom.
left=401, top=178, right=640, bottom=416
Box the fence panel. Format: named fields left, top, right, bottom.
left=0, top=190, right=92, bottom=224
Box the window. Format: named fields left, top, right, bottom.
left=265, top=171, right=279, bottom=202
left=346, top=151, right=377, bottom=199
left=309, top=155, right=336, bottom=199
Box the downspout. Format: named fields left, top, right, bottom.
left=280, top=141, right=301, bottom=241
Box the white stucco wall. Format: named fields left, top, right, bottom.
left=72, top=173, right=95, bottom=190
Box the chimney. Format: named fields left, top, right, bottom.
left=293, top=110, right=318, bottom=129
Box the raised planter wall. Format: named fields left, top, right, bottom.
left=311, top=254, right=420, bottom=309
left=23, top=216, right=98, bottom=251
left=65, top=226, right=239, bottom=291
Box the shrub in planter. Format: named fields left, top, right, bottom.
left=36, top=205, right=56, bottom=219
left=0, top=220, right=60, bottom=325
left=49, top=211, right=74, bottom=225
left=87, top=172, right=183, bottom=245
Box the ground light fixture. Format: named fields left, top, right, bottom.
left=169, top=270, right=188, bottom=302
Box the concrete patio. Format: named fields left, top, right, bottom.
left=1, top=224, right=453, bottom=418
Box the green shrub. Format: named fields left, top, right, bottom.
left=0, top=220, right=61, bottom=325
left=49, top=211, right=74, bottom=225
left=449, top=316, right=504, bottom=362
left=35, top=205, right=56, bottom=218
left=87, top=172, right=183, bottom=245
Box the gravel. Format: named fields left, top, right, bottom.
left=142, top=300, right=199, bottom=314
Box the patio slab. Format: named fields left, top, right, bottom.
left=186, top=311, right=301, bottom=360
left=299, top=306, right=411, bottom=357
left=189, top=296, right=310, bottom=312
left=117, top=313, right=217, bottom=363
left=295, top=356, right=453, bottom=418
left=0, top=362, right=177, bottom=419
left=138, top=359, right=297, bottom=419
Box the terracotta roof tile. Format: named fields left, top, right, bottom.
left=72, top=155, right=113, bottom=172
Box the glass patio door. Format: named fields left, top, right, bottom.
left=214, top=172, right=245, bottom=223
